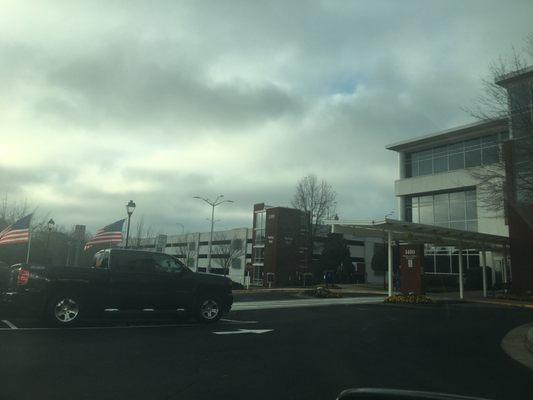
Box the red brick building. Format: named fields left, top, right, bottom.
left=252, top=203, right=311, bottom=287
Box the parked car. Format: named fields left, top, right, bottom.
left=0, top=248, right=233, bottom=326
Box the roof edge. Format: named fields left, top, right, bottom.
left=386, top=118, right=507, bottom=152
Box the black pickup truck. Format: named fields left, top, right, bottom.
left=0, top=248, right=233, bottom=326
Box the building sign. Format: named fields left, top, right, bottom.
left=399, top=245, right=425, bottom=295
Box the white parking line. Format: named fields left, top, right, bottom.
left=0, top=319, right=255, bottom=332
left=1, top=320, right=18, bottom=329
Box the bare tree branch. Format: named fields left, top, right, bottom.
left=291, top=174, right=337, bottom=238
left=463, top=39, right=533, bottom=212
left=211, top=232, right=245, bottom=275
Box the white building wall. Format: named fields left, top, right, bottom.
left=141, top=228, right=252, bottom=285
left=394, top=154, right=508, bottom=273
left=394, top=166, right=508, bottom=237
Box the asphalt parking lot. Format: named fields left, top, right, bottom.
left=1, top=301, right=532, bottom=400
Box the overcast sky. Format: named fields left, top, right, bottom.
left=1, top=0, right=532, bottom=236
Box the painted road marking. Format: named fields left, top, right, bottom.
left=1, top=320, right=18, bottom=329
left=232, top=296, right=384, bottom=311
left=220, top=318, right=258, bottom=324
left=213, top=328, right=273, bottom=335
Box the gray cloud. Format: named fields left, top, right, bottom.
left=1, top=0, right=532, bottom=234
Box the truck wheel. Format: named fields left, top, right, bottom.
left=195, top=295, right=222, bottom=323
left=47, top=294, right=83, bottom=327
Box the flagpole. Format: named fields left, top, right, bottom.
left=26, top=228, right=32, bottom=264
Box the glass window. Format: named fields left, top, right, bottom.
left=433, top=156, right=447, bottom=173
left=113, top=251, right=155, bottom=274
left=153, top=254, right=184, bottom=273
left=418, top=195, right=433, bottom=224
left=411, top=203, right=419, bottom=223
left=254, top=211, right=265, bottom=229
left=418, top=159, right=432, bottom=175
left=424, top=255, right=435, bottom=274
left=465, top=190, right=476, bottom=201
left=450, top=193, right=466, bottom=221
left=482, top=146, right=499, bottom=164
left=464, top=138, right=481, bottom=150
left=231, top=258, right=242, bottom=269
left=253, top=247, right=264, bottom=264
left=468, top=254, right=480, bottom=269
left=466, top=220, right=478, bottom=232
left=482, top=134, right=497, bottom=145
left=411, top=162, right=418, bottom=177
left=465, top=149, right=481, bottom=167
left=466, top=201, right=477, bottom=220
left=93, top=251, right=110, bottom=268
left=435, top=255, right=451, bottom=273
left=448, top=152, right=464, bottom=170
left=434, top=200, right=449, bottom=223
left=451, top=253, right=459, bottom=274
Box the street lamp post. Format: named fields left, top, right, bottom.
left=193, top=195, right=233, bottom=273
left=46, top=218, right=55, bottom=264
left=125, top=200, right=136, bottom=248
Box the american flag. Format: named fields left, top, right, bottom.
left=0, top=214, right=33, bottom=246
left=84, top=219, right=125, bottom=251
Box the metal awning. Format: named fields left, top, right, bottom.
left=326, top=218, right=509, bottom=251
left=325, top=218, right=510, bottom=299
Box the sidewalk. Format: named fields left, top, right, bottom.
left=233, top=284, right=386, bottom=296
left=233, top=285, right=533, bottom=309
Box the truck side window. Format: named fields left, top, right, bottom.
left=152, top=254, right=183, bottom=274
left=93, top=252, right=109, bottom=268
left=113, top=251, right=155, bottom=274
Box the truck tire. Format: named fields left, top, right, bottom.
left=195, top=294, right=222, bottom=323
left=46, top=293, right=83, bottom=327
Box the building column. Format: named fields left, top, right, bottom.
left=481, top=247, right=487, bottom=298
left=502, top=244, right=509, bottom=286
left=398, top=197, right=406, bottom=221
left=490, top=251, right=496, bottom=290
left=458, top=244, right=464, bottom=300
left=387, top=230, right=393, bottom=297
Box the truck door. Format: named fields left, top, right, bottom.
left=145, top=253, right=195, bottom=310
left=108, top=250, right=157, bottom=310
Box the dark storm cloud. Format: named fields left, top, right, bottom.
left=33, top=42, right=304, bottom=132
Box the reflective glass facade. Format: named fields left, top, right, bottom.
left=405, top=132, right=508, bottom=177
left=405, top=189, right=477, bottom=231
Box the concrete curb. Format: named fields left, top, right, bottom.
left=501, top=322, right=533, bottom=371
left=526, top=326, right=533, bottom=354
left=464, top=298, right=533, bottom=309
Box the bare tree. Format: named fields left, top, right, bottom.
left=173, top=233, right=197, bottom=268
left=464, top=37, right=533, bottom=211
left=130, top=215, right=153, bottom=248
left=211, top=233, right=245, bottom=276
left=291, top=174, right=337, bottom=238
